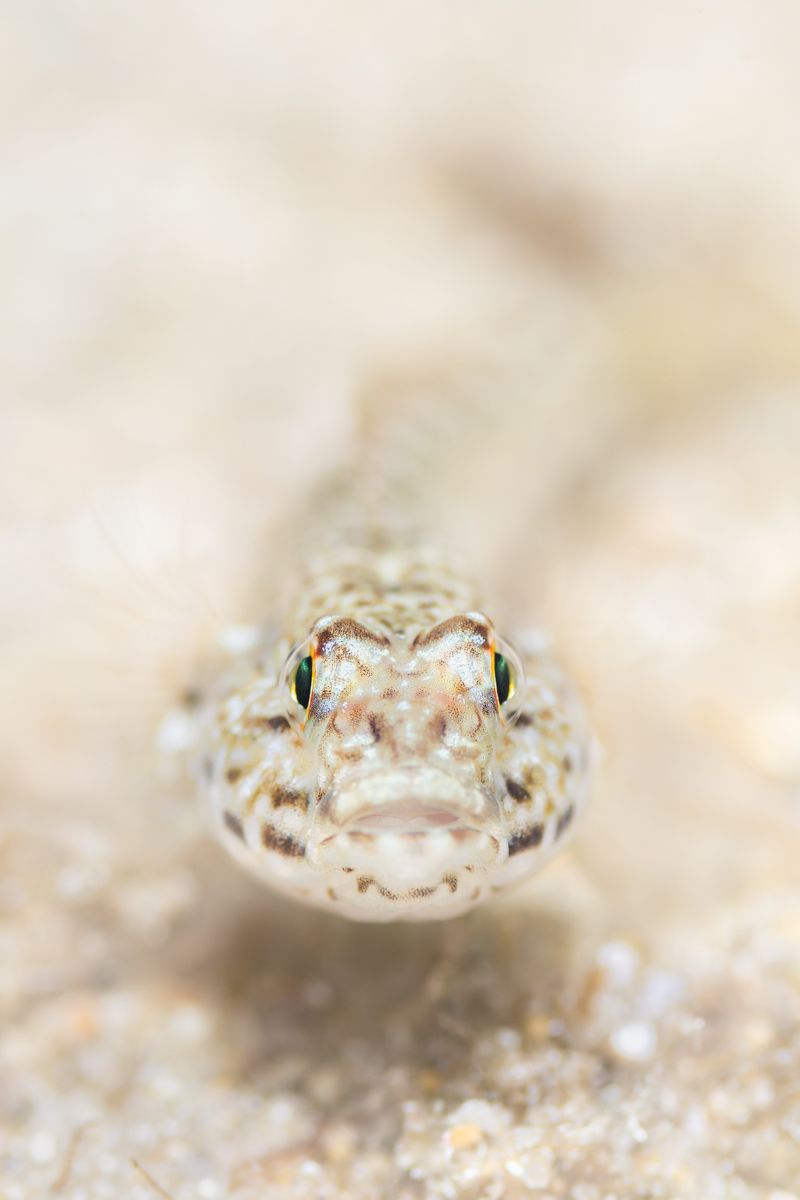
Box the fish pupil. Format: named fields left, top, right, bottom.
left=494, top=652, right=512, bottom=705
left=294, top=656, right=313, bottom=708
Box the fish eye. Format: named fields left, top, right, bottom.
left=493, top=652, right=515, bottom=706
left=292, top=655, right=314, bottom=709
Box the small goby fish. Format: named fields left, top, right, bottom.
left=194, top=410, right=590, bottom=922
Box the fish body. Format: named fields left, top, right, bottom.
left=197, top=515, right=589, bottom=921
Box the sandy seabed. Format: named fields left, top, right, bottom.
left=2, top=4, right=800, bottom=1198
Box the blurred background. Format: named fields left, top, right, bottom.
left=1, top=4, right=799, bottom=1198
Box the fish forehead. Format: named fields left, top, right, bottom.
left=306, top=612, right=497, bottom=719
left=310, top=611, right=494, bottom=670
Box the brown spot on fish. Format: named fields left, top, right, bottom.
left=272, top=785, right=308, bottom=810
left=443, top=873, right=458, bottom=893
left=223, top=811, right=245, bottom=840
left=412, top=613, right=491, bottom=650
left=525, top=764, right=547, bottom=790
left=315, top=617, right=390, bottom=654
left=368, top=714, right=383, bottom=743
left=357, top=875, right=373, bottom=894
left=226, top=766, right=242, bottom=784
left=410, top=885, right=436, bottom=899
left=508, top=824, right=544, bottom=856
left=266, top=715, right=291, bottom=733
left=505, top=776, right=529, bottom=802
left=431, top=713, right=448, bottom=740
left=245, top=716, right=275, bottom=732
left=556, top=804, right=575, bottom=838
left=261, top=825, right=305, bottom=858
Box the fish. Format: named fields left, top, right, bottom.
left=191, top=392, right=590, bottom=921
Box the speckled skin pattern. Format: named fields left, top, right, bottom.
left=199, top=539, right=589, bottom=921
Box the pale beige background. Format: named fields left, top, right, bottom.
left=2, top=4, right=799, bottom=1198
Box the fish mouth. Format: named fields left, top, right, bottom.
left=306, top=767, right=505, bottom=883
left=345, top=798, right=474, bottom=835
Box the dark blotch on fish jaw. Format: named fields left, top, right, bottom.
left=261, top=825, right=306, bottom=857
left=505, top=776, right=530, bottom=802
left=508, top=824, right=544, bottom=856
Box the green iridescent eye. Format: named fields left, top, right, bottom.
left=494, top=652, right=513, bottom=706
left=292, top=655, right=314, bottom=709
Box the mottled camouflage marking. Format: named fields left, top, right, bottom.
left=196, top=538, right=589, bottom=921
